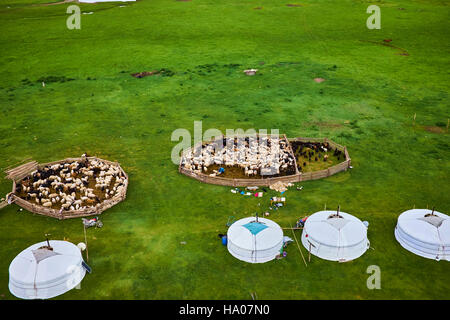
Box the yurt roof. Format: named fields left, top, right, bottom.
left=304, top=210, right=367, bottom=248
left=397, top=209, right=450, bottom=246
left=9, top=240, right=85, bottom=299
left=227, top=217, right=283, bottom=251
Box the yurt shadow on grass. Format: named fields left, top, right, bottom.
left=227, top=216, right=284, bottom=263
left=395, top=208, right=450, bottom=261
left=301, top=209, right=370, bottom=262
left=9, top=240, right=89, bottom=300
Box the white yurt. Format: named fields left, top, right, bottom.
left=9, top=240, right=87, bottom=299
left=301, top=210, right=369, bottom=262
left=227, top=217, right=284, bottom=263
left=395, top=208, right=450, bottom=261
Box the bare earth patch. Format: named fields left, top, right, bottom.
left=423, top=126, right=445, bottom=134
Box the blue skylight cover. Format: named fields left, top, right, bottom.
left=243, top=222, right=268, bottom=235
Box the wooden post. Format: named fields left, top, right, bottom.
left=289, top=222, right=307, bottom=267
left=83, top=225, right=89, bottom=262
left=308, top=243, right=311, bottom=262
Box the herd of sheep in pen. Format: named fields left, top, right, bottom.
left=181, top=136, right=296, bottom=177
left=181, top=137, right=346, bottom=178
left=15, top=157, right=127, bottom=212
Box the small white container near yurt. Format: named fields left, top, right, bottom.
left=9, top=240, right=87, bottom=299
left=301, top=209, right=370, bottom=262
left=395, top=208, right=450, bottom=261
left=227, top=216, right=284, bottom=263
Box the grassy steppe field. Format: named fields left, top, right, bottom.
left=0, top=0, right=449, bottom=299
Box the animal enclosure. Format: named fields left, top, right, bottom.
left=179, top=136, right=351, bottom=187
left=3, top=157, right=128, bottom=219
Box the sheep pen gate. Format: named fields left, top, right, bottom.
left=1, top=157, right=128, bottom=220
left=178, top=136, right=351, bottom=187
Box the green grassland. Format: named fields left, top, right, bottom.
left=0, top=0, right=449, bottom=300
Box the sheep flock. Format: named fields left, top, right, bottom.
left=181, top=136, right=296, bottom=178
left=15, top=157, right=127, bottom=212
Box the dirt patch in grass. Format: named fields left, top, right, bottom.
left=311, top=121, right=343, bottom=129
left=423, top=126, right=446, bottom=134
left=37, top=76, right=75, bottom=83
left=131, top=69, right=175, bottom=78
left=360, top=40, right=409, bottom=56
left=286, top=4, right=303, bottom=7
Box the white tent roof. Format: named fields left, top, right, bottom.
left=9, top=240, right=86, bottom=299
left=301, top=210, right=369, bottom=262
left=227, top=217, right=284, bottom=263
left=395, top=209, right=450, bottom=261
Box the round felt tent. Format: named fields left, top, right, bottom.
left=301, top=210, right=369, bottom=262
left=395, top=208, right=450, bottom=261
left=227, top=217, right=284, bottom=263
left=9, top=240, right=86, bottom=299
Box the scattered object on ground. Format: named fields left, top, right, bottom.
left=246, top=186, right=259, bottom=191
left=283, top=236, right=294, bottom=247
left=227, top=216, right=283, bottom=263
left=82, top=216, right=103, bottom=228
left=383, top=39, right=393, bottom=43
left=77, top=242, right=87, bottom=251
left=265, top=212, right=269, bottom=216
left=295, top=216, right=308, bottom=228
left=82, top=12, right=94, bottom=15
left=301, top=208, right=370, bottom=262
left=314, top=78, right=325, bottom=83
left=221, top=235, right=227, bottom=246
left=286, top=3, right=302, bottom=7
left=9, top=240, right=87, bottom=299
left=270, top=197, right=286, bottom=206
left=269, top=181, right=292, bottom=192
left=395, top=208, right=449, bottom=261
left=296, top=186, right=303, bottom=191
left=243, top=69, right=258, bottom=75
left=180, top=241, right=187, bottom=245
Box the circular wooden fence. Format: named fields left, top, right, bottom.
left=2, top=156, right=128, bottom=220
left=179, top=136, right=351, bottom=187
